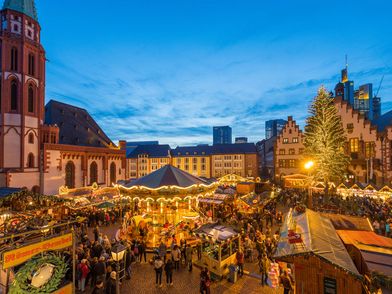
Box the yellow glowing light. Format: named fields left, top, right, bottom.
left=304, top=161, right=314, bottom=170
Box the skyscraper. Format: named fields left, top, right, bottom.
left=213, top=126, right=232, bottom=145
left=335, top=67, right=378, bottom=121
left=265, top=119, right=287, bottom=139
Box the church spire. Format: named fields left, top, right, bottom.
left=3, top=0, right=38, bottom=21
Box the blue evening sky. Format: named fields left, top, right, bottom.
left=37, top=0, right=392, bottom=146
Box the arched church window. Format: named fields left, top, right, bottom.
left=65, top=161, right=75, bottom=188
left=10, top=80, right=18, bottom=110
left=28, top=85, right=34, bottom=113
left=90, top=161, right=98, bottom=185
left=11, top=47, right=18, bottom=71
left=27, top=153, right=34, bottom=168
left=28, top=132, right=34, bottom=144
left=110, top=162, right=116, bottom=185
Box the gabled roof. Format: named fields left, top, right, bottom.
left=127, top=144, right=171, bottom=158
left=275, top=209, right=361, bottom=278
left=45, top=100, right=115, bottom=148
left=172, top=145, right=212, bottom=156
left=321, top=213, right=373, bottom=231
left=3, top=0, right=38, bottom=21
left=211, top=143, right=257, bottom=154
left=123, top=165, right=208, bottom=189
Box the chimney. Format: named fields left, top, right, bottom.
left=119, top=140, right=127, bottom=150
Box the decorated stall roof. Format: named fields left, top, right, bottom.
left=199, top=194, right=229, bottom=205
left=274, top=209, right=361, bottom=278
left=320, top=213, right=373, bottom=231
left=0, top=187, right=23, bottom=199
left=194, top=223, right=239, bottom=243
left=122, top=165, right=210, bottom=189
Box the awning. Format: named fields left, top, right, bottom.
left=198, top=198, right=224, bottom=205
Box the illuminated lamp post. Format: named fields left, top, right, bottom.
left=304, top=160, right=314, bottom=209
left=111, top=243, right=126, bottom=294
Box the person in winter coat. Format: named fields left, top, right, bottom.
left=154, top=256, right=164, bottom=287
left=236, top=250, right=245, bottom=277
left=77, top=259, right=90, bottom=292
left=171, top=245, right=181, bottom=270
left=164, top=259, right=174, bottom=286
left=158, top=241, right=167, bottom=262
left=185, top=245, right=193, bottom=272
left=105, top=271, right=117, bottom=294
left=91, top=280, right=105, bottom=294
left=94, top=257, right=106, bottom=284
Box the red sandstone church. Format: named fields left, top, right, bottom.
left=0, top=0, right=126, bottom=195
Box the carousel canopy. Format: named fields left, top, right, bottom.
left=274, top=209, right=361, bottom=278
left=122, top=165, right=210, bottom=189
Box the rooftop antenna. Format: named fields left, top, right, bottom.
left=375, top=75, right=384, bottom=98
left=345, top=54, right=348, bottom=70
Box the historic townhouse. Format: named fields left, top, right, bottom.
left=172, top=145, right=212, bottom=178
left=0, top=1, right=126, bottom=195
left=274, top=116, right=305, bottom=181
left=126, top=144, right=171, bottom=179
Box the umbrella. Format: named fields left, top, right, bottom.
left=97, top=201, right=115, bottom=209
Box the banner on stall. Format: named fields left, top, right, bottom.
left=2, top=233, right=73, bottom=269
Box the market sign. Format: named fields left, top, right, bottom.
left=2, top=233, right=73, bottom=269
left=288, top=230, right=303, bottom=244
left=52, top=283, right=73, bottom=294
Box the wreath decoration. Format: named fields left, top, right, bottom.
left=9, top=254, right=68, bottom=294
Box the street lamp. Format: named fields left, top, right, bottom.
left=111, top=243, right=126, bottom=294
left=304, top=160, right=314, bottom=209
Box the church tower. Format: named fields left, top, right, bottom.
left=0, top=0, right=45, bottom=191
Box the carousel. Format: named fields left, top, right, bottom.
left=116, top=165, right=218, bottom=248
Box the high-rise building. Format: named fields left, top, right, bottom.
left=213, top=126, right=232, bottom=145
left=265, top=119, right=287, bottom=139
left=334, top=67, right=379, bottom=121
left=235, top=137, right=248, bottom=143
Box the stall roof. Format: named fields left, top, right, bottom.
left=122, top=165, right=210, bottom=189
left=337, top=230, right=392, bottom=249
left=0, top=187, right=23, bottom=199
left=194, top=223, right=239, bottom=242
left=320, top=213, right=373, bottom=231
left=274, top=209, right=361, bottom=278
left=360, top=250, right=392, bottom=277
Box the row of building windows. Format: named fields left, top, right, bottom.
left=278, top=148, right=304, bottom=155
left=278, top=159, right=298, bottom=168
left=176, top=157, right=207, bottom=164
left=8, top=80, right=36, bottom=113
left=10, top=47, right=36, bottom=75
left=349, top=138, right=375, bottom=158
left=282, top=137, right=299, bottom=144
left=64, top=161, right=117, bottom=188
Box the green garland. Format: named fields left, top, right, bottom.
left=9, top=254, right=68, bottom=294
left=371, top=271, right=392, bottom=291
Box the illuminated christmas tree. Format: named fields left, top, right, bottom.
left=304, top=87, right=349, bottom=194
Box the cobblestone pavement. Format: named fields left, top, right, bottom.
left=117, top=259, right=282, bottom=294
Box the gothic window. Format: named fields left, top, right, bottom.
left=28, top=132, right=34, bottom=144
left=10, top=80, right=18, bottom=110
left=11, top=47, right=18, bottom=71
left=65, top=161, right=75, bottom=188
left=27, top=153, right=34, bottom=168
left=28, top=85, right=34, bottom=113
left=28, top=54, right=35, bottom=76
left=110, top=162, right=116, bottom=184
left=89, top=161, right=98, bottom=185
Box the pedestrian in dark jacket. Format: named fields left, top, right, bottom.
left=164, top=259, right=174, bottom=286
left=94, top=257, right=106, bottom=283
left=105, top=271, right=117, bottom=294
left=91, top=280, right=105, bottom=294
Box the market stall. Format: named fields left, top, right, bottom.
left=274, top=208, right=363, bottom=294
left=193, top=223, right=240, bottom=278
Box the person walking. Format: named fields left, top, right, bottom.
left=164, top=258, right=174, bottom=286
left=139, top=240, right=147, bottom=263
left=280, top=270, right=293, bottom=294
left=158, top=240, right=167, bottom=262
left=171, top=245, right=181, bottom=271
left=236, top=249, right=245, bottom=277
left=154, top=256, right=164, bottom=287
left=259, top=254, right=270, bottom=286
left=94, top=257, right=106, bottom=285
left=200, top=267, right=211, bottom=294
left=77, top=259, right=89, bottom=292
left=185, top=244, right=193, bottom=272
left=91, top=280, right=105, bottom=294
left=106, top=271, right=117, bottom=294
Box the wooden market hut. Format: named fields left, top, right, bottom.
left=274, top=209, right=363, bottom=294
